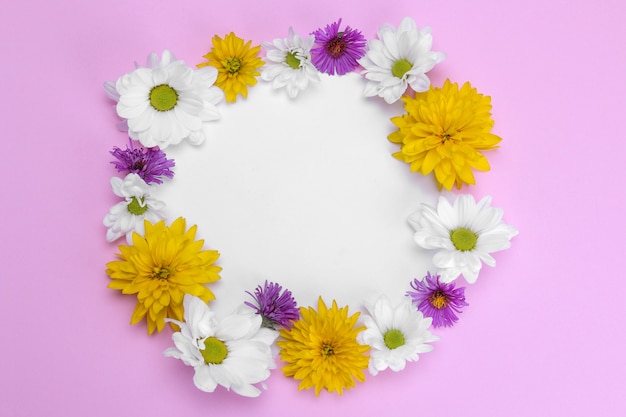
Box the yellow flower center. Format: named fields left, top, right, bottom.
left=127, top=196, right=148, bottom=215
left=286, top=51, right=301, bottom=69
left=391, top=58, right=412, bottom=79
left=223, top=57, right=242, bottom=75
left=200, top=337, right=228, bottom=364
left=151, top=267, right=171, bottom=280
left=321, top=343, right=335, bottom=357
left=450, top=228, right=478, bottom=251
left=149, top=84, right=178, bottom=112
left=326, top=35, right=346, bottom=58
left=383, top=329, right=405, bottom=350
left=429, top=291, right=449, bottom=309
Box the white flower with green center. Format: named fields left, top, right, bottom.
left=261, top=27, right=320, bottom=98
left=409, top=194, right=518, bottom=284
left=358, top=295, right=438, bottom=376
left=107, top=50, right=223, bottom=149
left=164, top=295, right=278, bottom=397
left=103, top=173, right=165, bottom=243
left=358, top=17, right=446, bottom=104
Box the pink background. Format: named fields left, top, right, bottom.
left=2, top=0, right=625, bottom=415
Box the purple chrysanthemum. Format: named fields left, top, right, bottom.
left=406, top=272, right=469, bottom=328
left=310, top=18, right=366, bottom=75
left=245, top=281, right=299, bottom=330
left=110, top=139, right=175, bottom=184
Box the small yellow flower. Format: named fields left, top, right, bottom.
left=278, top=297, right=369, bottom=395
left=106, top=218, right=221, bottom=334
left=198, top=32, right=263, bottom=102
left=388, top=80, right=502, bottom=190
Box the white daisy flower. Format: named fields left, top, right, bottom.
left=359, top=17, right=446, bottom=104
left=261, top=27, right=320, bottom=98
left=409, top=194, right=518, bottom=284
left=359, top=295, right=438, bottom=376
left=164, top=295, right=278, bottom=397
left=105, top=50, right=223, bottom=149
left=103, top=173, right=165, bottom=243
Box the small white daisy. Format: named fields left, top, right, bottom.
left=105, top=50, right=223, bottom=149
left=359, top=295, right=438, bottom=376
left=164, top=295, right=278, bottom=397
left=359, top=17, right=446, bottom=104
left=103, top=173, right=165, bottom=243
left=261, top=27, right=320, bottom=98
left=409, top=194, right=518, bottom=284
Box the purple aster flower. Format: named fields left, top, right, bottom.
left=406, top=272, right=469, bottom=328
left=310, top=18, right=366, bottom=75
left=110, top=139, right=175, bottom=185
left=245, top=281, right=299, bottom=330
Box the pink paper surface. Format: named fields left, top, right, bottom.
left=2, top=0, right=625, bottom=416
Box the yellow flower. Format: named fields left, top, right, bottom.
left=198, top=32, right=263, bottom=102
left=388, top=80, right=502, bottom=190
left=278, top=297, right=369, bottom=395
left=106, top=218, right=221, bottom=334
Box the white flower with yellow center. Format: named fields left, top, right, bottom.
left=261, top=27, right=320, bottom=98
left=359, top=17, right=446, bottom=104
left=164, top=295, right=278, bottom=397
left=359, top=295, right=438, bottom=376
left=409, top=194, right=518, bottom=284
left=103, top=173, right=165, bottom=243
left=106, top=50, right=223, bottom=149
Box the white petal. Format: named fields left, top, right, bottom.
left=103, top=81, right=120, bottom=101
left=193, top=365, right=219, bottom=393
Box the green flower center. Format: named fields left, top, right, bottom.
left=200, top=337, right=228, bottom=364
left=151, top=267, right=171, bottom=280
left=223, top=57, right=242, bottom=75
left=429, top=291, right=449, bottom=309
left=286, top=51, right=301, bottom=69
left=326, top=36, right=346, bottom=58
left=391, top=58, right=413, bottom=79
left=261, top=315, right=276, bottom=329
left=127, top=197, right=148, bottom=215
left=321, top=343, right=335, bottom=357
left=149, top=84, right=178, bottom=112
left=383, top=329, right=405, bottom=350
left=450, top=228, right=478, bottom=251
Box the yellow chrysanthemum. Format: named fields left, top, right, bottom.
left=278, top=297, right=369, bottom=396
left=106, top=217, right=221, bottom=334
left=388, top=79, right=502, bottom=190
left=198, top=32, right=263, bottom=102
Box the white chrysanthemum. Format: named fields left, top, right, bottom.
left=409, top=194, right=518, bottom=284
left=103, top=173, right=165, bottom=243
left=164, top=295, right=278, bottom=397
left=359, top=17, right=446, bottom=104
left=261, top=27, right=320, bottom=98
left=358, top=295, right=438, bottom=376
left=105, top=50, right=223, bottom=149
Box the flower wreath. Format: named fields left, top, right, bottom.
left=103, top=17, right=518, bottom=398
